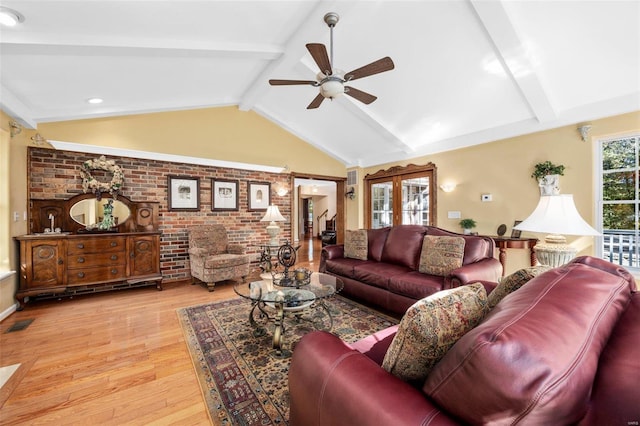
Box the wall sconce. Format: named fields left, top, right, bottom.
left=274, top=182, right=289, bottom=196
left=439, top=182, right=456, bottom=193
left=9, top=120, right=22, bottom=137
left=345, top=187, right=355, bottom=199
left=578, top=124, right=592, bottom=142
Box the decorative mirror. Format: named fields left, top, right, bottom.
left=70, top=198, right=131, bottom=228
left=80, top=155, right=124, bottom=200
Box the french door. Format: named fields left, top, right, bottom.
left=365, top=164, right=437, bottom=228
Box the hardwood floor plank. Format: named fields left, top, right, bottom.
left=0, top=238, right=321, bottom=424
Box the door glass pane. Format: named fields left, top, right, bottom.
left=371, top=181, right=393, bottom=229
left=401, top=176, right=430, bottom=225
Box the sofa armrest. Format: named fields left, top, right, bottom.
left=319, top=245, right=344, bottom=273
left=227, top=243, right=245, bottom=254
left=188, top=247, right=209, bottom=257
left=289, top=331, right=458, bottom=426
left=446, top=257, right=502, bottom=289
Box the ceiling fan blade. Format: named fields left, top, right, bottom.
left=345, top=57, right=395, bottom=81
left=306, top=43, right=332, bottom=75
left=307, top=93, right=325, bottom=109
left=269, top=79, right=317, bottom=86
left=344, top=86, right=377, bottom=105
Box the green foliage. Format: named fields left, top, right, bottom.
left=459, top=218, right=477, bottom=229
left=531, top=161, right=565, bottom=180
left=601, top=137, right=638, bottom=230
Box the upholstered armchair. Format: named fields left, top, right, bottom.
left=188, top=224, right=251, bottom=291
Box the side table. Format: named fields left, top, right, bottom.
left=486, top=236, right=538, bottom=276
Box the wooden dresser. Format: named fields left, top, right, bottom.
left=16, top=194, right=162, bottom=308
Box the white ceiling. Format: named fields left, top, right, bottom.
left=1, top=1, right=639, bottom=168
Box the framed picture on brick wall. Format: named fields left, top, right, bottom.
left=248, top=181, right=270, bottom=211
left=212, top=179, right=239, bottom=211
left=168, top=175, right=200, bottom=211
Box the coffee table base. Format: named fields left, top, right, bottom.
left=247, top=299, right=335, bottom=357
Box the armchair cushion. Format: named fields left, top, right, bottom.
left=204, top=253, right=251, bottom=269
left=382, top=282, right=487, bottom=383
left=418, top=235, right=465, bottom=276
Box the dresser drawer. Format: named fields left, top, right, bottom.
left=67, top=265, right=126, bottom=285
left=68, top=237, right=127, bottom=254
left=67, top=252, right=126, bottom=269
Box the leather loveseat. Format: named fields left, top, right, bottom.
left=289, top=256, right=640, bottom=425
left=319, top=225, right=502, bottom=315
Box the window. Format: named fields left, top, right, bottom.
left=365, top=163, right=436, bottom=228
left=597, top=134, right=639, bottom=271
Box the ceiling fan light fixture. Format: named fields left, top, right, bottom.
left=320, top=78, right=344, bottom=99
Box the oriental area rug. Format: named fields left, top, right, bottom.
left=177, top=295, right=398, bottom=425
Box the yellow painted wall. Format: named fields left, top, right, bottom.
left=38, top=106, right=346, bottom=177
left=1, top=110, right=30, bottom=316
left=360, top=111, right=640, bottom=275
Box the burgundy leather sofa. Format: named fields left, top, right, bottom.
left=319, top=225, right=502, bottom=315
left=289, top=256, right=640, bottom=425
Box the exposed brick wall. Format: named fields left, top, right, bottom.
left=28, top=147, right=291, bottom=283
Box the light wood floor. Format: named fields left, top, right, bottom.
left=0, top=238, right=323, bottom=425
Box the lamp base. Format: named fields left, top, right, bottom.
left=534, top=234, right=577, bottom=267
left=266, top=222, right=280, bottom=246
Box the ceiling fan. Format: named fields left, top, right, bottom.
left=269, top=12, right=395, bottom=109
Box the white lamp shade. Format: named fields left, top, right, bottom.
left=260, top=204, right=286, bottom=222
left=514, top=195, right=600, bottom=236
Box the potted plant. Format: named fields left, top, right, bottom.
left=459, top=218, right=477, bottom=235
left=531, top=161, right=565, bottom=195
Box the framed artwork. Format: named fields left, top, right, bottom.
left=168, top=175, right=200, bottom=211
left=211, top=179, right=239, bottom=211
left=248, top=181, right=271, bottom=211
left=511, top=220, right=522, bottom=238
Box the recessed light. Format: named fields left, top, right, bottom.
left=0, top=7, right=25, bottom=27
left=86, top=98, right=104, bottom=104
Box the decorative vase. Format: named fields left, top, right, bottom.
left=538, top=174, right=560, bottom=195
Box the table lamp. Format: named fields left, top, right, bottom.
left=513, top=194, right=600, bottom=267
left=261, top=204, right=286, bottom=245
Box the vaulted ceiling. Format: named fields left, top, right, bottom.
left=1, top=1, right=638, bottom=167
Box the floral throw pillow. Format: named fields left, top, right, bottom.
left=487, top=265, right=552, bottom=310
left=344, top=229, right=368, bottom=260
left=382, top=282, right=488, bottom=383
left=419, top=235, right=466, bottom=276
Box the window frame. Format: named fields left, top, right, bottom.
left=594, top=132, right=639, bottom=273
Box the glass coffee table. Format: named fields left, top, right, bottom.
left=234, top=272, right=344, bottom=357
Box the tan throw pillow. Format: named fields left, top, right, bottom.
left=382, top=283, right=488, bottom=383
left=344, top=229, right=368, bottom=260
left=487, top=265, right=552, bottom=310
left=419, top=235, right=465, bottom=276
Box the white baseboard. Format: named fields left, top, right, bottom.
left=0, top=303, right=18, bottom=322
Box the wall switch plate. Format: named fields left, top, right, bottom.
left=13, top=212, right=20, bottom=222
left=448, top=211, right=461, bottom=219
left=481, top=194, right=492, bottom=202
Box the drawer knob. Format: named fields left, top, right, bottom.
left=78, top=272, right=85, bottom=278
left=77, top=243, right=84, bottom=249
left=111, top=255, right=118, bottom=260
left=110, top=242, right=117, bottom=247
left=77, top=257, right=85, bottom=263
left=111, top=269, right=118, bottom=274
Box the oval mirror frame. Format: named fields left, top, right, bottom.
left=70, top=198, right=131, bottom=228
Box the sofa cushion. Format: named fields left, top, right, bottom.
left=344, top=229, right=368, bottom=260
left=487, top=265, right=552, bottom=309
left=418, top=235, right=465, bottom=276
left=325, top=257, right=367, bottom=278
left=353, top=262, right=411, bottom=290
left=367, top=227, right=391, bottom=262
left=382, top=283, right=487, bottom=384
left=388, top=271, right=444, bottom=300
left=423, top=262, right=633, bottom=424
left=381, top=225, right=427, bottom=269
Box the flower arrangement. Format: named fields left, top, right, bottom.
left=531, top=161, right=565, bottom=181
left=80, top=155, right=124, bottom=199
